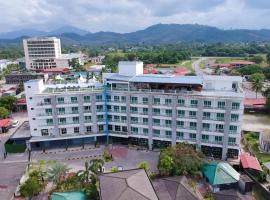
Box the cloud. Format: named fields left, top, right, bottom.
left=0, top=0, right=270, bottom=33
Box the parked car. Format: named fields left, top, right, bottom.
left=11, top=120, right=19, bottom=128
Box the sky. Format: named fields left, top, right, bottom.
left=1, top=0, right=270, bottom=33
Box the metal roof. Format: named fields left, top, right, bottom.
left=129, top=75, right=203, bottom=85
left=106, top=74, right=133, bottom=82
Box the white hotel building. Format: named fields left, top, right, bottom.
left=23, top=37, right=83, bottom=71
left=25, top=61, right=244, bottom=159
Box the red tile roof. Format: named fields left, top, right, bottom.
left=244, top=98, right=266, bottom=107
left=0, top=119, right=12, bottom=128
left=209, top=64, right=231, bottom=68
left=240, top=153, right=262, bottom=171
left=174, top=68, right=190, bottom=76
left=16, top=98, right=26, bottom=105
left=42, top=68, right=69, bottom=73
left=231, top=61, right=255, bottom=65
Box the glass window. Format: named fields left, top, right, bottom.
left=72, top=107, right=78, bottom=113
left=228, top=137, right=236, bottom=143
left=153, top=98, right=160, bottom=105
left=86, top=126, right=91, bottom=132
left=203, top=112, right=211, bottom=119
left=153, top=129, right=160, bottom=135
left=165, top=109, right=172, bottom=116
left=131, top=127, right=138, bottom=133
left=189, top=133, right=196, bottom=139
left=218, top=101, right=225, bottom=109
left=189, top=111, right=197, bottom=118
left=71, top=97, right=77, bottom=103
left=45, top=108, right=52, bottom=115
left=98, top=125, right=104, bottom=131
left=73, top=117, right=79, bottom=123
left=231, top=114, right=239, bottom=122
left=216, top=124, right=224, bottom=132
left=84, top=106, right=91, bottom=112
left=177, top=121, right=184, bottom=128
left=57, top=97, right=64, bottom=104
left=122, top=126, right=127, bottom=132
left=114, top=96, right=120, bottom=102
left=131, top=117, right=138, bottom=123
left=216, top=113, right=225, bottom=121
left=204, top=100, right=212, bottom=108
left=153, top=119, right=160, bottom=125
left=74, top=127, right=79, bottom=133
left=189, top=122, right=197, bottom=129
left=121, top=116, right=127, bottom=122
left=84, top=96, right=91, bottom=102
left=165, top=131, right=172, bottom=137
left=177, top=110, right=185, bottom=117
left=143, top=107, right=148, bottom=114
left=143, top=128, right=148, bottom=134
left=232, top=102, right=240, bottom=110
left=202, top=134, right=209, bottom=140
left=215, top=136, right=223, bottom=142
left=60, top=128, right=67, bottom=134
left=153, top=108, right=160, bottom=115
left=58, top=118, right=66, bottom=124
left=176, top=132, right=184, bottom=138
left=190, top=100, right=198, bottom=107
left=202, top=123, right=210, bottom=130
left=143, top=118, right=148, bottom=124
left=97, top=105, right=103, bottom=112
left=85, top=116, right=91, bottom=122
left=131, top=96, right=138, bottom=103
left=41, top=129, right=49, bottom=136
left=178, top=99, right=185, bottom=106
left=44, top=98, right=51, bottom=105
left=115, top=125, right=121, bottom=132
left=96, top=94, right=103, bottom=101
left=165, top=98, right=172, bottom=105
left=121, top=96, right=126, bottom=102
left=143, top=97, right=148, bottom=104
left=121, top=106, right=126, bottom=112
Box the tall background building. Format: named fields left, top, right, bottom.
left=23, top=37, right=84, bottom=71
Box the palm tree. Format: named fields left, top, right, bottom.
left=89, top=159, right=104, bottom=175
left=250, top=73, right=265, bottom=99
left=47, top=162, right=70, bottom=184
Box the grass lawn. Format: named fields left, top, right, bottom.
left=159, top=59, right=195, bottom=72
left=244, top=132, right=270, bottom=163
left=83, top=62, right=95, bottom=70
left=215, top=57, right=244, bottom=64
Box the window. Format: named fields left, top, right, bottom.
left=190, top=100, right=198, bottom=107
left=86, top=126, right=91, bottom=132
left=143, top=108, right=148, bottom=114
left=121, top=96, right=126, bottom=102
left=60, top=128, right=67, bottom=135
left=121, top=106, right=126, bottom=112
left=216, top=124, right=224, bottom=132
left=189, top=111, right=197, bottom=118
left=121, top=116, right=127, bottom=122
left=177, top=110, right=185, bottom=117
left=107, top=105, right=112, bottom=111
left=165, top=131, right=172, bottom=137
left=165, top=98, right=172, bottom=105
left=97, top=105, right=103, bottom=112
left=165, top=120, right=172, bottom=127
left=165, top=109, right=172, bottom=117
left=153, top=108, right=160, bottom=115
left=143, top=128, right=148, bottom=134
left=114, top=115, right=120, bottom=121
left=96, top=94, right=103, bottom=102
left=41, top=129, right=49, bottom=136
left=108, top=125, right=113, bottom=131
left=115, top=125, right=121, bottom=132
left=70, top=97, right=77, bottom=103
left=58, top=107, right=65, bottom=114
left=131, top=117, right=138, bottom=123
left=84, top=106, right=91, bottom=112
left=107, top=95, right=111, bottom=102
left=72, top=107, right=78, bottom=114
left=153, top=98, right=160, bottom=105
left=59, top=118, right=66, bottom=124
left=176, top=132, right=184, bottom=138
left=74, top=127, right=79, bottom=133
left=231, top=114, right=239, bottom=122
left=131, top=96, right=138, bottom=103
left=143, top=97, right=148, bottom=104
left=73, top=117, right=79, bottom=123
left=143, top=118, right=148, bottom=125
left=202, top=134, right=209, bottom=140
left=97, top=115, right=104, bottom=122
left=57, top=97, right=64, bottom=104
left=228, top=137, right=236, bottom=144
left=218, top=101, right=225, bottom=109
left=122, top=126, right=127, bottom=132
left=177, top=121, right=184, bottom=128
left=202, top=123, right=210, bottom=131
left=232, top=102, right=240, bottom=110
left=131, top=127, right=138, bottom=133
left=114, top=105, right=119, bottom=112
left=178, top=99, right=185, bottom=106
left=45, top=108, right=52, bottom=115
left=44, top=98, right=51, bottom=105
left=215, top=136, right=223, bottom=143
left=189, top=122, right=197, bottom=130
left=229, top=125, right=237, bottom=133
left=114, top=96, right=120, bottom=102
left=98, top=125, right=104, bottom=131
left=153, top=129, right=160, bottom=135
left=216, top=113, right=225, bottom=121
left=153, top=119, right=160, bottom=126
left=189, top=133, right=196, bottom=140
left=204, top=100, right=211, bottom=108
left=84, top=96, right=91, bottom=102
left=203, top=112, right=210, bottom=120
left=131, top=107, right=138, bottom=113
left=85, top=116, right=91, bottom=122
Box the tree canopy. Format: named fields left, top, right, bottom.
left=250, top=73, right=265, bottom=99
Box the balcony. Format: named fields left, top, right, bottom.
left=165, top=124, right=172, bottom=128
left=212, top=140, right=223, bottom=145
left=201, top=139, right=210, bottom=143
left=153, top=123, right=161, bottom=127
left=189, top=126, right=197, bottom=130
left=57, top=111, right=79, bottom=115
left=142, top=101, right=148, bottom=105
left=37, top=102, right=51, bottom=106
left=130, top=100, right=138, bottom=104
left=190, top=104, right=198, bottom=108
left=84, top=110, right=91, bottom=113
left=229, top=130, right=238, bottom=134
left=38, top=112, right=53, bottom=116
left=177, top=115, right=185, bottom=118
left=178, top=103, right=185, bottom=107
left=232, top=106, right=240, bottom=110
left=215, top=129, right=224, bottom=133
left=176, top=136, right=184, bottom=140
left=231, top=118, right=239, bottom=122
left=228, top=142, right=237, bottom=146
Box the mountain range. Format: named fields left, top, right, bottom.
left=1, top=24, right=270, bottom=45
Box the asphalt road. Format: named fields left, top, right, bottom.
left=192, top=57, right=207, bottom=75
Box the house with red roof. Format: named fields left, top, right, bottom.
left=244, top=98, right=266, bottom=111
left=240, top=153, right=262, bottom=176
left=230, top=61, right=255, bottom=68
left=0, top=118, right=12, bottom=133
left=174, top=68, right=191, bottom=76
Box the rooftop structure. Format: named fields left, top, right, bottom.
left=25, top=61, right=244, bottom=159
left=99, top=169, right=158, bottom=200
left=240, top=153, right=262, bottom=171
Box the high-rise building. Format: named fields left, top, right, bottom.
left=23, top=37, right=84, bottom=71
left=25, top=61, right=244, bottom=159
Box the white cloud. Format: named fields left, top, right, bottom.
left=0, top=0, right=269, bottom=33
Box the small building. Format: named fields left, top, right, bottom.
left=244, top=98, right=266, bottom=112
left=152, top=176, right=201, bottom=200
left=99, top=169, right=158, bottom=200
left=174, top=68, right=191, bottom=76
left=5, top=72, right=48, bottom=84
left=0, top=118, right=12, bottom=133
left=202, top=162, right=240, bottom=192
left=230, top=61, right=255, bottom=68
left=87, top=65, right=105, bottom=75
left=259, top=130, right=270, bottom=153
left=89, top=56, right=105, bottom=64
left=238, top=174, right=253, bottom=194
left=42, top=68, right=70, bottom=77
left=240, top=153, right=262, bottom=176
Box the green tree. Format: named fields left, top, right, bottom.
left=0, top=96, right=17, bottom=111
left=267, top=52, right=270, bottom=64
left=238, top=65, right=262, bottom=75
left=0, top=107, right=9, bottom=119
left=250, top=55, right=264, bottom=64
left=266, top=95, right=270, bottom=110
left=19, top=177, right=42, bottom=199
left=89, top=159, right=104, bottom=175
left=158, top=154, right=175, bottom=176
left=47, top=162, right=70, bottom=184
left=250, top=73, right=265, bottom=99
left=138, top=161, right=150, bottom=172
left=111, top=166, right=118, bottom=172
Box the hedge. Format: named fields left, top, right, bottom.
left=5, top=143, right=26, bottom=153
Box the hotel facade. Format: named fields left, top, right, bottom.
left=25, top=61, right=244, bottom=159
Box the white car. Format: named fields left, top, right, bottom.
left=11, top=120, right=19, bottom=128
